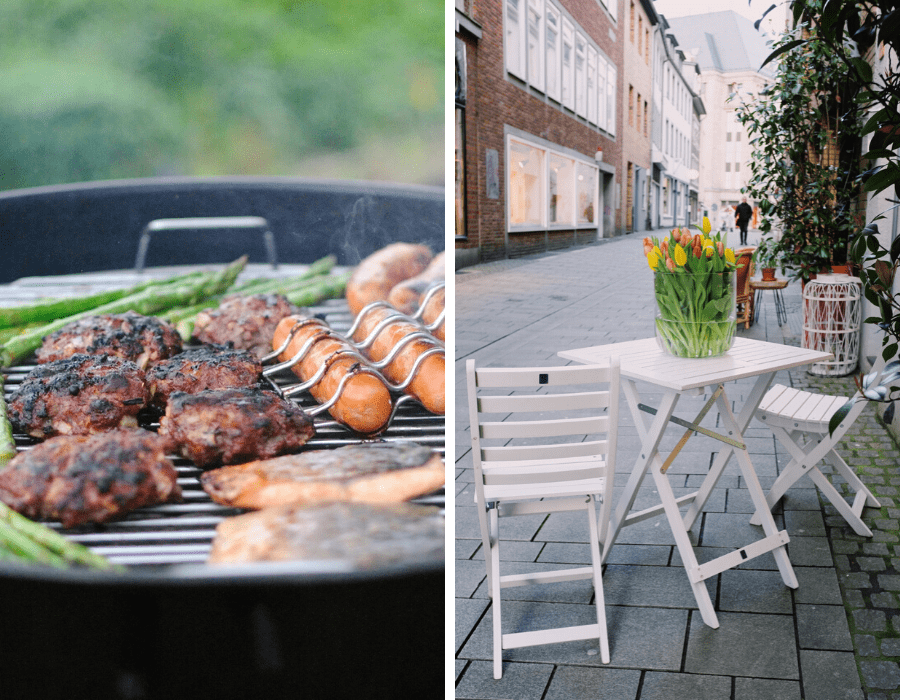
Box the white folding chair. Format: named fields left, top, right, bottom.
left=465, top=359, right=620, bottom=679
left=751, top=365, right=884, bottom=536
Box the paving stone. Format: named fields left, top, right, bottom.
left=719, top=569, right=793, bottom=614
left=783, top=509, right=827, bottom=537
left=860, top=660, right=900, bottom=691
left=852, top=609, right=887, bottom=632
left=842, top=571, right=874, bottom=589
left=799, top=650, right=865, bottom=700
left=639, top=671, right=731, bottom=700
left=860, top=557, right=889, bottom=572
left=455, top=660, right=553, bottom=699
left=796, top=604, right=853, bottom=650
left=881, top=637, right=900, bottom=657
left=603, top=564, right=709, bottom=609
left=856, top=634, right=879, bottom=656
left=459, top=602, right=689, bottom=671
left=601, top=544, right=672, bottom=567
left=543, top=666, right=641, bottom=700
left=880, top=575, right=900, bottom=591
left=787, top=536, right=834, bottom=567
left=685, top=611, right=798, bottom=679
left=794, top=566, right=844, bottom=605
left=457, top=559, right=488, bottom=598
left=833, top=539, right=861, bottom=555
left=456, top=598, right=490, bottom=653
left=734, top=677, right=802, bottom=700
left=864, top=542, right=892, bottom=556
left=872, top=592, right=898, bottom=608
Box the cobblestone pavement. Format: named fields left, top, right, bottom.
left=454, top=229, right=900, bottom=699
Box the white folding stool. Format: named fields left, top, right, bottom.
left=752, top=371, right=882, bottom=536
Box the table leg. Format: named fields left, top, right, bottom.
left=613, top=383, right=721, bottom=627
left=714, top=387, right=798, bottom=589
left=601, top=382, right=680, bottom=566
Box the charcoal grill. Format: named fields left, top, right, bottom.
left=0, top=178, right=445, bottom=698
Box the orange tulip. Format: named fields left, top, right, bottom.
left=666, top=257, right=676, bottom=272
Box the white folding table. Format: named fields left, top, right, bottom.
left=559, top=337, right=833, bottom=628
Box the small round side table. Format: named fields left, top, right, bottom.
left=750, top=278, right=789, bottom=326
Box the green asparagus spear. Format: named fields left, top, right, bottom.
left=0, top=271, right=206, bottom=329
left=0, top=257, right=247, bottom=367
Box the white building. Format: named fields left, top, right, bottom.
left=665, top=10, right=776, bottom=229
left=650, top=15, right=705, bottom=229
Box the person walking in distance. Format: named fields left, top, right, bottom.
left=735, top=197, right=753, bottom=246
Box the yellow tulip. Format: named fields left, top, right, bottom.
left=648, top=251, right=660, bottom=269
left=724, top=248, right=736, bottom=264
left=701, top=216, right=711, bottom=235
left=674, top=244, right=687, bottom=266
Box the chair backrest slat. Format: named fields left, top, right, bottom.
left=474, top=364, right=613, bottom=388
left=480, top=415, right=609, bottom=440
left=483, top=457, right=607, bottom=485
left=481, top=438, right=608, bottom=463
left=478, top=390, right=610, bottom=414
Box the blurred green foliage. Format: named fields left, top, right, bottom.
left=0, top=0, right=443, bottom=189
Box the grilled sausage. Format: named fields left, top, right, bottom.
left=273, top=316, right=393, bottom=435
left=420, top=286, right=445, bottom=342
left=386, top=251, right=445, bottom=315
left=346, top=243, right=432, bottom=316
left=351, top=305, right=444, bottom=415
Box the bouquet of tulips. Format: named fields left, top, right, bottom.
left=644, top=217, right=741, bottom=358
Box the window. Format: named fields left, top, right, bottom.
left=455, top=106, right=466, bottom=237
left=577, top=162, right=596, bottom=224
left=725, top=163, right=731, bottom=172
left=546, top=5, right=561, bottom=102
left=575, top=31, right=586, bottom=118
left=527, top=0, right=545, bottom=92
left=630, top=1, right=635, bottom=42
left=636, top=92, right=641, bottom=132
left=734, top=162, right=740, bottom=172
left=508, top=139, right=545, bottom=226
left=506, top=0, right=526, bottom=79
left=663, top=178, right=670, bottom=215
left=726, top=132, right=732, bottom=142
left=643, top=100, right=648, bottom=136
left=549, top=153, right=575, bottom=224
left=628, top=84, right=634, bottom=126
left=508, top=135, right=599, bottom=230
left=645, top=29, right=650, bottom=62
left=606, top=63, right=616, bottom=136
left=597, top=53, right=607, bottom=131
left=562, top=18, right=574, bottom=111
left=587, top=45, right=597, bottom=124
left=638, top=16, right=642, bottom=55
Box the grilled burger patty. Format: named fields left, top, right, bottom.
left=193, top=293, right=304, bottom=359
left=207, top=501, right=444, bottom=567
left=158, top=387, right=315, bottom=468
left=36, top=311, right=182, bottom=369
left=7, top=354, right=149, bottom=438
left=199, top=441, right=445, bottom=509
left=146, top=345, right=263, bottom=408
left=0, top=428, right=182, bottom=528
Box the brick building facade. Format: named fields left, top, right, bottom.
left=455, top=0, right=624, bottom=268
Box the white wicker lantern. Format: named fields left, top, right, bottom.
left=802, top=274, right=862, bottom=376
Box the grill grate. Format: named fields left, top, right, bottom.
left=1, top=286, right=445, bottom=572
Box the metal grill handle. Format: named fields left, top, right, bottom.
left=134, top=216, right=278, bottom=273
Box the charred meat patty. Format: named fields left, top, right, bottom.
left=146, top=345, right=263, bottom=408
left=207, top=501, right=444, bottom=568
left=7, top=354, right=149, bottom=438
left=158, top=387, right=315, bottom=468
left=37, top=311, right=182, bottom=369
left=193, top=293, right=304, bottom=359
left=0, top=429, right=182, bottom=528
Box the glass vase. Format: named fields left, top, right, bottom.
left=654, top=269, right=737, bottom=358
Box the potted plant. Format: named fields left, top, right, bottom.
left=753, top=238, right=782, bottom=281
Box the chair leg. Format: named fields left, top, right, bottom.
left=586, top=499, right=610, bottom=664
left=489, top=508, right=504, bottom=679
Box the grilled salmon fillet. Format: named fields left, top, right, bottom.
left=207, top=501, right=444, bottom=568
left=199, top=441, right=444, bottom=509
